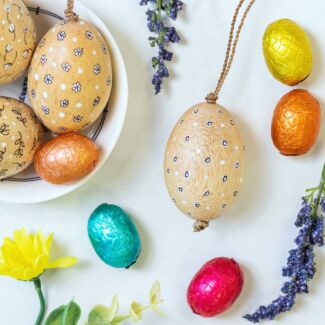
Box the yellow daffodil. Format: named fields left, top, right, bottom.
left=0, top=228, right=77, bottom=281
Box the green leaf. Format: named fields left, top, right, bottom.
left=151, top=304, right=164, bottom=316
left=152, top=57, right=159, bottom=68
left=44, top=301, right=81, bottom=325
left=149, top=281, right=161, bottom=305
left=44, top=305, right=66, bottom=325
left=88, top=305, right=111, bottom=325
left=129, top=302, right=143, bottom=322
left=108, top=295, right=119, bottom=321
left=62, top=301, right=81, bottom=325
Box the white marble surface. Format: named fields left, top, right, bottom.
left=1, top=0, right=325, bottom=324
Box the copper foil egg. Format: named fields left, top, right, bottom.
left=271, top=89, right=321, bottom=156
left=34, top=133, right=100, bottom=184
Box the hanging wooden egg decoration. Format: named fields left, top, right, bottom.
left=0, top=0, right=37, bottom=84
left=163, top=0, right=255, bottom=231
left=0, top=97, right=43, bottom=179
left=28, top=1, right=112, bottom=133
left=164, top=103, right=245, bottom=231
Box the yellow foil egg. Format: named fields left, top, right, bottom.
left=0, top=97, right=43, bottom=179
left=0, top=0, right=37, bottom=84
left=28, top=19, right=112, bottom=133
left=263, top=19, right=312, bottom=85
left=164, top=102, right=246, bottom=232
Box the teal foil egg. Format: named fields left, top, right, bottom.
left=88, top=204, right=141, bottom=268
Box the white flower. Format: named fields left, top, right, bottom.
left=4, top=5, right=11, bottom=12
left=73, top=115, right=83, bottom=123
left=40, top=55, right=47, bottom=65
left=93, top=96, right=101, bottom=107
left=60, top=99, right=69, bottom=108
left=57, top=31, right=66, bottom=41
left=93, top=64, right=101, bottom=75
left=74, top=47, right=84, bottom=57
left=85, top=31, right=93, bottom=40
left=41, top=106, right=49, bottom=115
left=72, top=82, right=81, bottom=93
left=44, top=74, right=53, bottom=84
left=62, top=63, right=71, bottom=72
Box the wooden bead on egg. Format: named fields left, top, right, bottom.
left=0, top=0, right=36, bottom=84
left=164, top=102, right=246, bottom=231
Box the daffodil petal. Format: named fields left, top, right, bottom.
left=0, top=229, right=76, bottom=280
left=47, top=257, right=77, bottom=269
left=13, top=228, right=35, bottom=262
left=44, top=233, right=54, bottom=252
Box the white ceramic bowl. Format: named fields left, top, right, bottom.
left=0, top=0, right=128, bottom=203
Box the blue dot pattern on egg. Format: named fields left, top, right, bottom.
left=164, top=102, right=246, bottom=223
left=88, top=204, right=141, bottom=269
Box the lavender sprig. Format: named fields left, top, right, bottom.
left=140, top=0, right=183, bottom=94
left=244, top=164, right=325, bottom=323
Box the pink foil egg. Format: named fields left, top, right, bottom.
left=187, top=257, right=244, bottom=317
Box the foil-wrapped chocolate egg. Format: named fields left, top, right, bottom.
left=88, top=204, right=142, bottom=268
left=34, top=133, right=100, bottom=184
left=0, top=96, right=43, bottom=179
left=164, top=102, right=246, bottom=231
left=263, top=19, right=312, bottom=85
left=0, top=0, right=37, bottom=84
left=272, top=89, right=321, bottom=156
left=28, top=18, right=112, bottom=133
left=187, top=257, right=244, bottom=317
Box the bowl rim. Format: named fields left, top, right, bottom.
left=0, top=0, right=129, bottom=204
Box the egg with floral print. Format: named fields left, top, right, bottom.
left=28, top=19, right=112, bottom=133
left=0, top=0, right=37, bottom=84
left=0, top=96, right=43, bottom=179
left=164, top=102, right=246, bottom=232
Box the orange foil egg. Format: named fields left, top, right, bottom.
left=34, top=133, right=100, bottom=184
left=271, top=89, right=321, bottom=156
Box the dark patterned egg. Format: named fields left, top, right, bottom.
left=28, top=19, right=112, bottom=133
left=164, top=102, right=246, bottom=231
left=0, top=96, right=43, bottom=179
left=0, top=0, right=37, bottom=84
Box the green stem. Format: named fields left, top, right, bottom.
left=312, top=163, right=325, bottom=219
left=33, top=278, right=46, bottom=325
left=157, top=0, right=162, bottom=21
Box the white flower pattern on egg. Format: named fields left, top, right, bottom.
left=28, top=18, right=113, bottom=133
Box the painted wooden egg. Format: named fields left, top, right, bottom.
left=28, top=19, right=112, bottom=133
left=263, top=19, right=313, bottom=85
left=34, top=133, right=100, bottom=184
left=0, top=0, right=37, bottom=84
left=187, top=257, right=244, bottom=317
left=271, top=89, right=321, bottom=156
left=164, top=102, right=246, bottom=231
left=0, top=96, right=43, bottom=179
left=88, top=204, right=142, bottom=269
